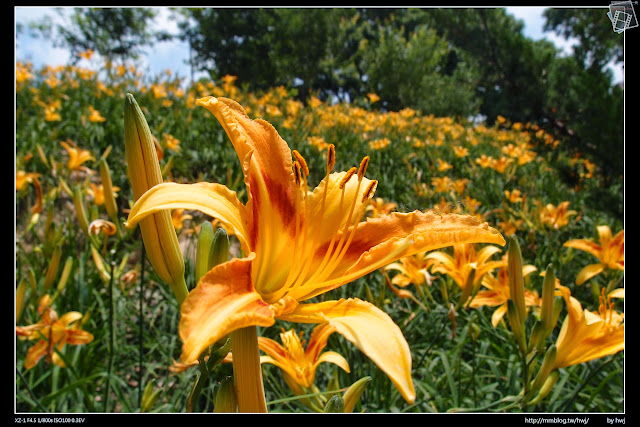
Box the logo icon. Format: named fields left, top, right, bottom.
left=608, top=1, right=638, bottom=33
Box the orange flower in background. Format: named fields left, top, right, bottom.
left=258, top=324, right=350, bottom=396
left=78, top=49, right=94, bottom=61
left=431, top=176, right=452, bottom=193
left=504, top=189, right=523, bottom=203
left=163, top=133, right=181, bottom=153
left=60, top=140, right=95, bottom=171
left=437, top=159, right=453, bottom=172
left=369, top=137, right=390, bottom=150
left=16, top=296, right=94, bottom=370
left=16, top=171, right=41, bottom=192
left=172, top=208, right=193, bottom=233
left=365, top=197, right=397, bottom=219
left=426, top=243, right=506, bottom=294
left=306, top=135, right=330, bottom=151
left=16, top=62, right=35, bottom=85
left=539, top=201, right=577, bottom=229
left=552, top=286, right=624, bottom=369
left=384, top=251, right=435, bottom=290
left=125, top=96, right=506, bottom=404
left=475, top=154, right=494, bottom=168
left=451, top=178, right=470, bottom=195
left=452, top=145, right=469, bottom=158
left=469, top=261, right=539, bottom=327
left=491, top=156, right=514, bottom=173
left=88, top=182, right=119, bottom=206
left=366, top=93, right=380, bottom=103
left=88, top=105, right=106, bottom=122
left=564, top=225, right=624, bottom=285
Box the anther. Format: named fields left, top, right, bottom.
left=326, top=144, right=336, bottom=173
left=292, top=150, right=309, bottom=176
left=357, top=156, right=370, bottom=180
left=361, top=180, right=378, bottom=203
left=293, top=161, right=302, bottom=185
left=339, top=167, right=357, bottom=189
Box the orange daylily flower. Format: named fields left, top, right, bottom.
left=88, top=105, right=106, bottom=122
left=384, top=251, right=435, bottom=290
left=366, top=93, right=380, bottom=103
left=16, top=296, right=94, bottom=370
left=365, top=197, right=397, bottom=218
left=60, top=140, right=95, bottom=171
left=258, top=324, right=350, bottom=398
left=539, top=201, right=577, bottom=229
left=172, top=208, right=193, bottom=232
left=125, top=96, right=506, bottom=404
left=469, top=260, right=539, bottom=327
left=552, top=286, right=624, bottom=369
left=426, top=243, right=506, bottom=294
left=16, top=171, right=41, bottom=192
left=88, top=182, right=120, bottom=206
left=563, top=225, right=624, bottom=285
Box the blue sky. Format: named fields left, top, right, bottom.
left=14, top=6, right=623, bottom=85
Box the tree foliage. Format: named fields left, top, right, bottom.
left=53, top=8, right=170, bottom=64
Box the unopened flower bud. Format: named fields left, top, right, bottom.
left=99, top=159, right=119, bottom=223
left=43, top=245, right=62, bottom=291
left=140, top=380, right=162, bottom=413
left=124, top=93, right=188, bottom=304
left=540, top=264, right=556, bottom=331
left=213, top=376, right=237, bottom=413
left=56, top=256, right=74, bottom=293
left=324, top=395, right=345, bottom=413
left=529, top=371, right=559, bottom=406
left=73, top=186, right=90, bottom=236
left=16, top=279, right=28, bottom=322
left=90, top=246, right=111, bottom=284
left=342, top=376, right=371, bottom=413
left=507, top=236, right=526, bottom=326
left=507, top=299, right=527, bottom=354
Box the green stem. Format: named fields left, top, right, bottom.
left=104, top=260, right=116, bottom=412
left=231, top=326, right=268, bottom=413
left=138, top=243, right=146, bottom=411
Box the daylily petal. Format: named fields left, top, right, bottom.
left=564, top=239, right=602, bottom=259
left=313, top=351, right=351, bottom=374
left=576, top=263, right=606, bottom=285
left=126, top=181, right=251, bottom=254
left=65, top=329, right=95, bottom=345
left=491, top=304, right=508, bottom=327
left=179, top=255, right=275, bottom=363
left=24, top=340, right=49, bottom=370
left=196, top=96, right=297, bottom=252
left=297, top=211, right=505, bottom=300
left=277, top=298, right=416, bottom=404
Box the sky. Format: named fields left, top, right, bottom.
left=14, top=6, right=624, bottom=85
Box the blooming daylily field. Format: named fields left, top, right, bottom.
left=15, top=55, right=623, bottom=413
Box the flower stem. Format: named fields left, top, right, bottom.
left=231, top=326, right=267, bottom=413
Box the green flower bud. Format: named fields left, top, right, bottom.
left=124, top=93, right=188, bottom=304
left=99, top=159, right=119, bottom=223
left=507, top=236, right=527, bottom=325
left=43, top=245, right=62, bottom=291
left=342, top=376, right=371, bottom=413
left=324, top=395, right=345, bottom=413
left=213, top=376, right=237, bottom=413
left=507, top=299, right=527, bottom=354
left=140, top=380, right=162, bottom=413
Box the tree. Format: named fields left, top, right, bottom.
left=52, top=8, right=169, bottom=65
left=358, top=22, right=480, bottom=117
